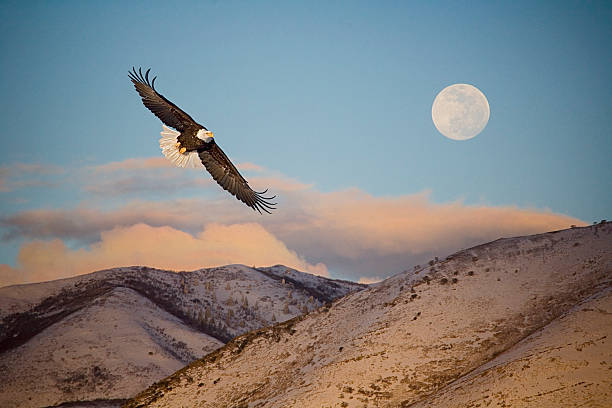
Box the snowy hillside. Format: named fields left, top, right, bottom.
left=0, top=265, right=364, bottom=408
left=411, top=285, right=612, bottom=407
left=125, top=222, right=612, bottom=408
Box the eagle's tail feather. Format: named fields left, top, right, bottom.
left=159, top=125, right=202, bottom=168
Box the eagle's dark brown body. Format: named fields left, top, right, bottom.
left=177, top=131, right=207, bottom=152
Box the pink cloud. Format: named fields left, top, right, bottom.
left=0, top=163, right=64, bottom=192
left=0, top=223, right=327, bottom=287
left=92, top=157, right=269, bottom=175
left=237, top=162, right=265, bottom=172
left=83, top=156, right=236, bottom=196
left=0, top=168, right=9, bottom=192
left=265, top=188, right=585, bottom=279
left=90, top=157, right=172, bottom=172
left=250, top=175, right=313, bottom=192
left=0, top=159, right=587, bottom=283
left=78, top=156, right=307, bottom=198
left=84, top=173, right=213, bottom=196
left=0, top=264, right=21, bottom=287
left=12, top=163, right=64, bottom=174
left=281, top=189, right=579, bottom=257
left=1, top=200, right=211, bottom=241
left=1, top=188, right=584, bottom=283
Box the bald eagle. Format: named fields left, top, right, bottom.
left=129, top=67, right=276, bottom=214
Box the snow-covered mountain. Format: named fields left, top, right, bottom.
left=0, top=265, right=364, bottom=408
left=125, top=222, right=612, bottom=408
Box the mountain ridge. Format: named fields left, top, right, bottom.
left=124, top=222, right=611, bottom=408
left=0, top=265, right=363, bottom=352
left=0, top=264, right=364, bottom=408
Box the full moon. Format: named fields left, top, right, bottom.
left=432, top=84, right=490, bottom=141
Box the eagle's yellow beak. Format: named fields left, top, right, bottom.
left=208, top=131, right=214, bottom=138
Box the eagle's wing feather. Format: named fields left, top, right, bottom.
left=129, top=67, right=202, bottom=132
left=198, top=143, right=276, bottom=214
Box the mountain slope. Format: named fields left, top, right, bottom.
left=411, top=286, right=612, bottom=407
left=1, top=286, right=223, bottom=408
left=0, top=265, right=363, bottom=408
left=125, top=222, right=612, bottom=408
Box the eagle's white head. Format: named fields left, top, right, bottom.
left=196, top=129, right=214, bottom=143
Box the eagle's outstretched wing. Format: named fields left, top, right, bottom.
left=128, top=67, right=202, bottom=132
left=198, top=143, right=277, bottom=214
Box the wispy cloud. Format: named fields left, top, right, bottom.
left=1, top=200, right=210, bottom=242
left=84, top=157, right=206, bottom=196
left=91, top=157, right=269, bottom=175
left=0, top=163, right=65, bottom=192
left=0, top=168, right=9, bottom=192
left=12, top=163, right=64, bottom=174
left=89, top=157, right=172, bottom=172
left=250, top=175, right=313, bottom=192
left=236, top=162, right=266, bottom=172
left=83, top=173, right=213, bottom=196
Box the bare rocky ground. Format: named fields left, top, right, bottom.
left=124, top=222, right=611, bottom=408
left=0, top=265, right=363, bottom=408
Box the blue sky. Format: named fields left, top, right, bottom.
left=0, top=1, right=610, bottom=284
